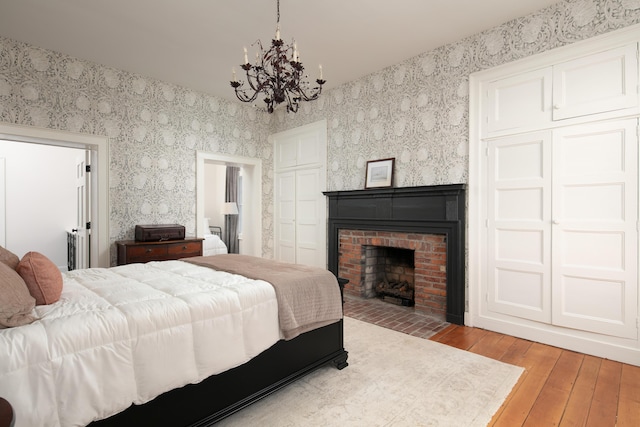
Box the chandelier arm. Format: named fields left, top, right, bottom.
left=296, top=83, right=324, bottom=101
left=233, top=85, right=260, bottom=103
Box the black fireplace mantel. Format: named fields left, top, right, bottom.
left=324, top=184, right=465, bottom=324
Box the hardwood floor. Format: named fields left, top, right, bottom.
left=430, top=325, right=640, bottom=426
left=343, top=295, right=640, bottom=426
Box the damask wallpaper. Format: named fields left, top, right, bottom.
left=0, top=0, right=639, bottom=263
left=271, top=0, right=640, bottom=191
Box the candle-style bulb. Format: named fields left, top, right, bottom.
left=243, top=47, right=248, bottom=64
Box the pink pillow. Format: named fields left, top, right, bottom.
left=16, top=252, right=63, bottom=305
left=0, top=262, right=36, bottom=328
left=0, top=245, right=19, bottom=270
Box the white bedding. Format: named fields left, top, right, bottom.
left=0, top=260, right=280, bottom=427
left=203, top=233, right=228, bottom=256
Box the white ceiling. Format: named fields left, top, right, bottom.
left=0, top=0, right=561, bottom=103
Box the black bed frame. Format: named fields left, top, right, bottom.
left=90, top=319, right=348, bottom=426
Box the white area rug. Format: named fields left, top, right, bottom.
left=217, top=317, right=523, bottom=426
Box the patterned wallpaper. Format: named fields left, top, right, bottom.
left=272, top=0, right=640, bottom=191
left=1, top=0, right=639, bottom=264
left=0, top=36, right=274, bottom=263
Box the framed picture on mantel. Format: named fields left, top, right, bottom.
left=365, top=158, right=395, bottom=189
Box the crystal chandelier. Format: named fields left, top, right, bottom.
left=230, top=0, right=326, bottom=113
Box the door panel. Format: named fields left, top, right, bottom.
left=551, top=119, right=638, bottom=338
left=295, top=168, right=323, bottom=268
left=552, top=43, right=639, bottom=120
left=487, top=131, right=552, bottom=322
left=486, top=67, right=552, bottom=136
left=276, top=137, right=298, bottom=169
left=75, top=153, right=90, bottom=269
left=275, top=172, right=296, bottom=263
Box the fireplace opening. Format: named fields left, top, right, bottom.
left=363, top=246, right=415, bottom=306
left=338, top=229, right=448, bottom=320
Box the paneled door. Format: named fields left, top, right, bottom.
left=486, top=119, right=638, bottom=339
left=293, top=168, right=323, bottom=267
left=552, top=43, right=638, bottom=121
left=486, top=131, right=552, bottom=323
left=272, top=120, right=327, bottom=268
left=275, top=171, right=296, bottom=263
left=551, top=119, right=638, bottom=339
left=74, top=152, right=90, bottom=269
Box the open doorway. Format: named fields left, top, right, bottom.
left=0, top=140, right=86, bottom=270
left=0, top=123, right=110, bottom=267
left=196, top=151, right=262, bottom=257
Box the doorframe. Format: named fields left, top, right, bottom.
left=196, top=151, right=262, bottom=256
left=0, top=123, right=110, bottom=267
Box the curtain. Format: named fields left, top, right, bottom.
left=224, top=166, right=240, bottom=253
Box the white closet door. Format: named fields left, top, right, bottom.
left=552, top=43, right=639, bottom=120
left=486, top=68, right=552, bottom=136
left=273, top=120, right=327, bottom=268
left=275, top=171, right=296, bottom=263
left=551, top=119, right=638, bottom=339
left=295, top=168, right=324, bottom=268
left=487, top=131, right=552, bottom=322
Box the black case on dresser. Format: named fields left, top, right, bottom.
left=134, top=224, right=185, bottom=242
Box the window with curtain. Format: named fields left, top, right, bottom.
left=224, top=166, right=240, bottom=253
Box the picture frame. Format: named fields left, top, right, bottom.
left=365, top=158, right=395, bottom=189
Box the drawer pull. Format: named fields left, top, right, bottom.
left=146, top=249, right=152, bottom=253
left=182, top=246, right=187, bottom=249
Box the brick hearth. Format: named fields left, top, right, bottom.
left=338, top=229, right=447, bottom=319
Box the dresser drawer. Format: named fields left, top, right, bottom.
left=127, top=245, right=167, bottom=259
left=167, top=241, right=201, bottom=258
left=116, top=238, right=203, bottom=265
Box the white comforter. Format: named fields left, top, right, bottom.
left=203, top=233, right=228, bottom=256
left=0, top=261, right=280, bottom=427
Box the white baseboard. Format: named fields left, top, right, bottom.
left=468, top=313, right=639, bottom=367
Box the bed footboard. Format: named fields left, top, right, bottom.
left=90, top=319, right=347, bottom=427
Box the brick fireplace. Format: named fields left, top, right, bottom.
left=324, top=185, right=465, bottom=324
left=338, top=229, right=447, bottom=317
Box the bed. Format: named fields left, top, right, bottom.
left=203, top=225, right=228, bottom=256
left=0, top=254, right=348, bottom=427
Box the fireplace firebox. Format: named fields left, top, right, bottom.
left=368, top=246, right=415, bottom=306
left=324, top=184, right=465, bottom=324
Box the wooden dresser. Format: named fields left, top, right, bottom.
left=116, top=238, right=203, bottom=265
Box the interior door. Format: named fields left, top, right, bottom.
left=275, top=171, right=296, bottom=263
left=295, top=168, right=324, bottom=268
left=486, top=131, right=552, bottom=322
left=272, top=120, right=327, bottom=268
left=552, top=43, right=639, bottom=120
left=74, top=153, right=90, bottom=269
left=551, top=119, right=638, bottom=339
left=486, top=67, right=552, bottom=136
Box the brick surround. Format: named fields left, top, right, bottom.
left=338, top=229, right=447, bottom=319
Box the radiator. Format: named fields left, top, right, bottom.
left=67, top=231, right=78, bottom=271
